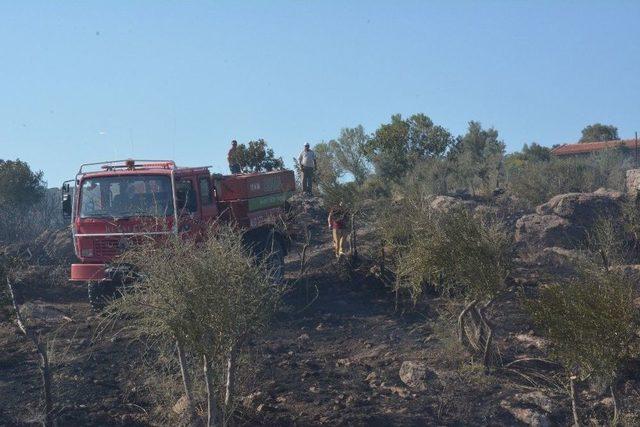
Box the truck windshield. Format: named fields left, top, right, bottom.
left=79, top=175, right=174, bottom=219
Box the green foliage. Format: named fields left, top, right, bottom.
left=528, top=267, right=639, bottom=385
left=448, top=121, right=505, bottom=195
left=363, top=113, right=454, bottom=182
left=330, top=125, right=371, bottom=184
left=0, top=159, right=45, bottom=208
left=312, top=142, right=343, bottom=192
left=235, top=139, right=284, bottom=173
left=504, top=143, right=551, bottom=166
left=378, top=196, right=512, bottom=304
left=111, top=227, right=280, bottom=354
left=506, top=149, right=632, bottom=207
left=397, top=157, right=452, bottom=198
left=580, top=123, right=619, bottom=143
left=106, top=226, right=282, bottom=421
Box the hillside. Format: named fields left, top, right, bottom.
left=3, top=189, right=640, bottom=426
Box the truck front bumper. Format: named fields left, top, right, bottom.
left=71, top=263, right=107, bottom=282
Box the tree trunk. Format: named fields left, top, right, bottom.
left=224, top=344, right=239, bottom=426
left=7, top=278, right=54, bottom=427
left=37, top=341, right=54, bottom=427
left=569, top=375, right=580, bottom=427
left=203, top=354, right=219, bottom=427
left=476, top=300, right=496, bottom=370
left=176, top=339, right=196, bottom=422
left=350, top=213, right=358, bottom=261
left=611, top=384, right=619, bottom=426
left=457, top=300, right=477, bottom=345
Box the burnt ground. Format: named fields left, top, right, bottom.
left=1, top=199, right=640, bottom=426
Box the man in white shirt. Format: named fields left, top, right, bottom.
left=298, top=143, right=317, bottom=195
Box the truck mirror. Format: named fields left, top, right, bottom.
left=62, top=183, right=72, bottom=218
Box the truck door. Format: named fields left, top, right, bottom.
left=198, top=175, right=218, bottom=223
left=175, top=177, right=200, bottom=234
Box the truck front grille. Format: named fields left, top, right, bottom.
left=94, top=238, right=121, bottom=258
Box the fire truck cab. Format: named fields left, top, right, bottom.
left=62, top=159, right=294, bottom=308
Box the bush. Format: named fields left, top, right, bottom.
left=105, top=227, right=283, bottom=425
left=529, top=268, right=638, bottom=385
left=393, top=207, right=511, bottom=309
left=527, top=262, right=639, bottom=425
left=376, top=197, right=512, bottom=367
left=506, top=150, right=632, bottom=207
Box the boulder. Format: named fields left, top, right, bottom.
left=515, top=214, right=581, bottom=249
left=626, top=169, right=640, bottom=198
left=536, top=190, right=624, bottom=226
left=398, top=361, right=435, bottom=391
left=516, top=189, right=626, bottom=251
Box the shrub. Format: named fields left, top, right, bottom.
left=377, top=199, right=512, bottom=367
left=506, top=150, right=632, bottom=207
left=528, top=266, right=639, bottom=425
left=105, top=227, right=283, bottom=425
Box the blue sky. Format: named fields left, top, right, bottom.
left=1, top=1, right=639, bottom=186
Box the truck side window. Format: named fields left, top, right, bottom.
left=176, top=179, right=197, bottom=213
left=199, top=177, right=212, bottom=206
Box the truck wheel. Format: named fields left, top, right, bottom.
left=87, top=281, right=116, bottom=311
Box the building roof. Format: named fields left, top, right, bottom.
left=551, top=138, right=639, bottom=156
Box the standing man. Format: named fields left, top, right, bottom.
left=298, top=143, right=317, bottom=195
left=228, top=140, right=241, bottom=174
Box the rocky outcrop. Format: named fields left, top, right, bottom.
left=515, top=189, right=625, bottom=251
left=535, top=189, right=624, bottom=225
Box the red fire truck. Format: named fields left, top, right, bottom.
left=62, top=159, right=295, bottom=308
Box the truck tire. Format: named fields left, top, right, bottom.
left=87, top=281, right=116, bottom=311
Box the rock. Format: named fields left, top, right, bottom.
left=365, top=372, right=378, bottom=383
left=341, top=344, right=389, bottom=367
left=626, top=169, right=640, bottom=198
left=536, top=190, right=623, bottom=224
left=298, top=333, right=310, bottom=341
left=515, top=214, right=579, bottom=249
left=172, top=395, right=189, bottom=415
left=428, top=195, right=477, bottom=213
left=242, top=391, right=263, bottom=408
left=516, top=189, right=626, bottom=251
left=398, top=361, right=435, bottom=391
left=503, top=406, right=550, bottom=427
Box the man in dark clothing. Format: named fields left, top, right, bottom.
left=298, top=143, right=317, bottom=195
left=228, top=140, right=241, bottom=174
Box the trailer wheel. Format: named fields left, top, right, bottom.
left=87, top=281, right=116, bottom=311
